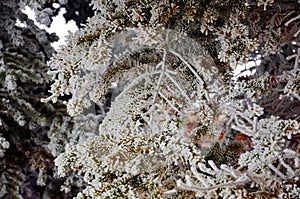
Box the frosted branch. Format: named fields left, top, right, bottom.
left=169, top=49, right=205, bottom=87
left=285, top=14, right=300, bottom=26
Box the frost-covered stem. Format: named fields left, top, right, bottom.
left=287, top=47, right=300, bottom=69
left=176, top=177, right=249, bottom=192
left=98, top=103, right=107, bottom=117
left=220, top=164, right=238, bottom=178
left=231, top=124, right=253, bottom=137
left=191, top=167, right=209, bottom=187
left=278, top=156, right=295, bottom=177
left=139, top=101, right=154, bottom=115
left=263, top=4, right=267, bottom=11
left=226, top=106, right=254, bottom=125
left=208, top=160, right=219, bottom=172
left=253, top=116, right=258, bottom=133
left=165, top=72, right=191, bottom=102
left=40, top=93, right=59, bottom=103
left=294, top=48, right=300, bottom=69
left=169, top=49, right=205, bottom=87
left=267, top=164, right=286, bottom=179
left=285, top=14, right=300, bottom=26
left=294, top=28, right=300, bottom=38
left=198, top=163, right=215, bottom=176
left=153, top=49, right=167, bottom=103
left=118, top=70, right=165, bottom=99
left=237, top=113, right=253, bottom=125
left=287, top=54, right=297, bottom=61
left=234, top=114, right=243, bottom=127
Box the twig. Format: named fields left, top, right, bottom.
left=169, top=49, right=204, bottom=86
left=177, top=177, right=249, bottom=192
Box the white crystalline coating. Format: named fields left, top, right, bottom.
left=47, top=18, right=226, bottom=197
left=0, top=137, right=10, bottom=158
left=5, top=74, right=17, bottom=91
left=257, top=0, right=274, bottom=11
left=35, top=0, right=300, bottom=198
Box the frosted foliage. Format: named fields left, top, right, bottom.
left=36, top=8, right=53, bottom=26
left=282, top=73, right=300, bottom=100
left=176, top=161, right=250, bottom=199
left=174, top=100, right=300, bottom=198
left=0, top=165, right=24, bottom=199
left=90, top=0, right=125, bottom=14
left=47, top=114, right=102, bottom=157
left=47, top=116, right=72, bottom=157
left=19, top=0, right=66, bottom=27
left=216, top=15, right=258, bottom=68
left=71, top=114, right=102, bottom=143
left=45, top=27, right=222, bottom=118
left=0, top=0, right=58, bottom=129
left=0, top=0, right=83, bottom=198
left=237, top=117, right=300, bottom=188
left=53, top=27, right=222, bottom=197
left=5, top=74, right=17, bottom=90
left=0, top=137, right=9, bottom=158
left=44, top=0, right=300, bottom=198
